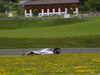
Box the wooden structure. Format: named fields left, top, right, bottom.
left=23, top=0, right=79, bottom=17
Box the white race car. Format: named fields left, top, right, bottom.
left=26, top=48, right=60, bottom=55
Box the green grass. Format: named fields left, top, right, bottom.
left=0, top=18, right=87, bottom=29
left=0, top=53, right=100, bottom=74
left=0, top=13, right=8, bottom=18
left=0, top=16, right=100, bottom=48
left=0, top=35, right=100, bottom=49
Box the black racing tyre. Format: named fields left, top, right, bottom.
left=28, top=51, right=34, bottom=55
left=54, top=48, right=60, bottom=54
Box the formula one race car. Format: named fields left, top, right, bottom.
left=26, top=48, right=60, bottom=55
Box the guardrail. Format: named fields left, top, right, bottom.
left=0, top=48, right=100, bottom=55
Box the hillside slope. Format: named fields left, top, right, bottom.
left=0, top=17, right=99, bottom=38
left=0, top=16, right=100, bottom=48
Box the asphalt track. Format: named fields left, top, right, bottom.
left=0, top=48, right=100, bottom=55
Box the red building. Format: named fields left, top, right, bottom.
left=23, top=0, right=79, bottom=17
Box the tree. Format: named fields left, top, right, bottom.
left=67, top=8, right=74, bottom=14
left=17, top=6, right=24, bottom=17
left=0, top=4, right=5, bottom=13
left=79, top=3, right=89, bottom=11
left=80, top=0, right=85, bottom=5
left=3, top=0, right=18, bottom=2
left=33, top=9, right=39, bottom=16
left=79, top=0, right=88, bottom=5
left=87, top=0, right=100, bottom=12
left=12, top=3, right=18, bottom=10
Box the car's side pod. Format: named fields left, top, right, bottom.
left=53, top=48, right=60, bottom=54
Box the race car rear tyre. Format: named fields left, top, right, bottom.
left=54, top=48, right=60, bottom=54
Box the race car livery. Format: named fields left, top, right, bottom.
left=26, top=48, right=60, bottom=55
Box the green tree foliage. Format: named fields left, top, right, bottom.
left=80, top=0, right=85, bottom=5
left=17, top=6, right=24, bottom=17
left=87, top=0, right=100, bottom=11
left=12, top=3, right=18, bottom=10
left=33, top=9, right=39, bottom=16
left=79, top=0, right=88, bottom=5
left=0, top=0, right=19, bottom=11
left=3, top=0, right=18, bottom=2
left=67, top=8, right=73, bottom=14
left=0, top=4, right=5, bottom=13
left=79, top=3, right=89, bottom=11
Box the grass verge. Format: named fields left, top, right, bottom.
left=0, top=13, right=8, bottom=18
left=0, top=53, right=100, bottom=74
left=0, top=16, right=100, bottom=48
left=0, top=18, right=87, bottom=29
left=0, top=35, right=100, bottom=49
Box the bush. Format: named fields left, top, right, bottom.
left=67, top=8, right=73, bottom=14
left=33, top=9, right=39, bottom=16
left=0, top=13, right=8, bottom=18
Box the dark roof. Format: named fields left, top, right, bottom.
left=24, top=0, right=79, bottom=5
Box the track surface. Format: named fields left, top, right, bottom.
left=0, top=48, right=100, bottom=55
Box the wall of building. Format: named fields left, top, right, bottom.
left=24, top=3, right=79, bottom=17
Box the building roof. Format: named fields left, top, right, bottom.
left=24, top=0, right=79, bottom=5
left=18, top=0, right=31, bottom=5
left=18, top=1, right=26, bottom=5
